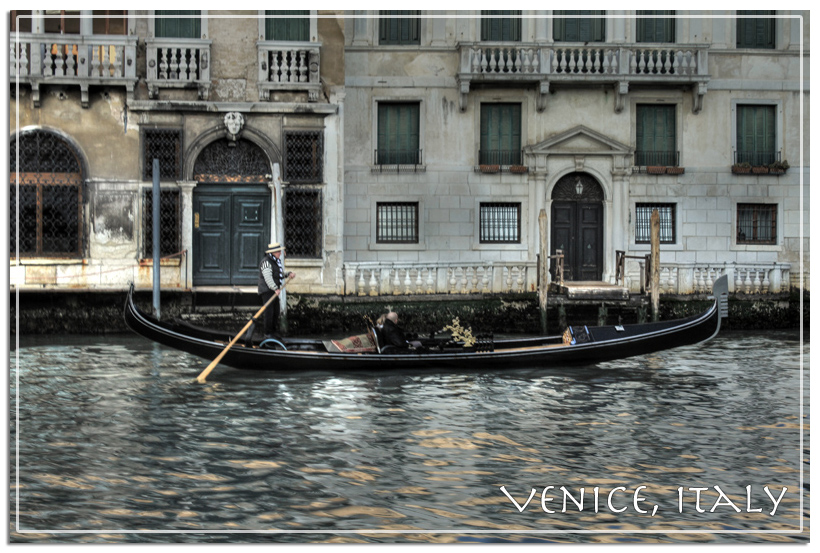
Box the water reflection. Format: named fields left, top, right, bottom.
left=9, top=331, right=808, bottom=543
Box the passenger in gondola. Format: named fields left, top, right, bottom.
left=380, top=312, right=424, bottom=350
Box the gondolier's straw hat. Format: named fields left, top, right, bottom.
left=266, top=242, right=285, bottom=253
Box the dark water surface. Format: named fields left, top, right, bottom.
left=9, top=331, right=808, bottom=544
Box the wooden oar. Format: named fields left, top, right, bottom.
left=196, top=277, right=292, bottom=383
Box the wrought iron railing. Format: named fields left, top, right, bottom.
left=734, top=150, right=780, bottom=166
left=478, top=149, right=523, bottom=166
left=373, top=149, right=424, bottom=169
left=634, top=150, right=680, bottom=167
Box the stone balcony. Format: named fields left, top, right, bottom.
left=145, top=37, right=212, bottom=100
left=457, top=42, right=709, bottom=113
left=257, top=41, right=321, bottom=102
left=10, top=33, right=138, bottom=107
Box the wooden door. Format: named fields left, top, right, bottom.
left=551, top=201, right=603, bottom=282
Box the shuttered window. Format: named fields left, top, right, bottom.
left=736, top=105, right=776, bottom=165
left=737, top=10, right=775, bottom=49
left=553, top=10, right=605, bottom=42
left=265, top=10, right=309, bottom=42
left=480, top=11, right=522, bottom=41
left=479, top=103, right=521, bottom=166
left=377, top=103, right=420, bottom=165
left=636, top=11, right=675, bottom=43
left=737, top=204, right=776, bottom=245
left=379, top=11, right=420, bottom=45
left=155, top=10, right=201, bottom=39
left=636, top=105, right=677, bottom=166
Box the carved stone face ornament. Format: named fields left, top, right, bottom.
left=224, top=112, right=245, bottom=142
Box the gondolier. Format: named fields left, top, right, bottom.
left=258, top=242, right=295, bottom=338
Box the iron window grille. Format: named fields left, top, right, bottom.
left=10, top=129, right=84, bottom=257
left=635, top=151, right=680, bottom=167
left=284, top=130, right=323, bottom=184
left=635, top=203, right=676, bottom=244
left=480, top=202, right=521, bottom=243
left=284, top=187, right=323, bottom=258
left=376, top=202, right=419, bottom=244
left=142, top=188, right=181, bottom=258
left=142, top=128, right=182, bottom=182
left=737, top=203, right=777, bottom=245
left=379, top=11, right=421, bottom=45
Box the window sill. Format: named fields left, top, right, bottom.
left=369, top=242, right=427, bottom=251
left=11, top=257, right=86, bottom=265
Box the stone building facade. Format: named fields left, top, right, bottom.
left=9, top=11, right=810, bottom=300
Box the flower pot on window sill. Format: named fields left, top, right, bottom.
left=666, top=166, right=685, bottom=175
left=731, top=164, right=752, bottom=174
left=646, top=166, right=667, bottom=174
left=509, top=165, right=529, bottom=174
left=752, top=166, right=769, bottom=174
left=480, top=164, right=500, bottom=174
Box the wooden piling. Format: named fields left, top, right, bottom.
left=651, top=208, right=660, bottom=322
left=538, top=209, right=548, bottom=334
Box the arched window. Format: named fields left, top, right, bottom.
left=10, top=129, right=84, bottom=257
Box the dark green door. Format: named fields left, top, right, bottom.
left=551, top=201, right=603, bottom=282
left=193, top=186, right=270, bottom=286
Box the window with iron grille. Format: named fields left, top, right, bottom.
left=737, top=203, right=777, bottom=245
left=737, top=10, right=775, bottom=49
left=10, top=129, right=84, bottom=257
left=142, top=129, right=182, bottom=181
left=480, top=202, right=521, bottom=244
left=284, top=187, right=323, bottom=258
left=635, top=203, right=676, bottom=244
left=379, top=11, right=420, bottom=45
left=284, top=130, right=323, bottom=183
left=376, top=202, right=419, bottom=244
left=142, top=188, right=181, bottom=258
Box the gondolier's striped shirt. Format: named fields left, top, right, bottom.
left=258, top=254, right=285, bottom=295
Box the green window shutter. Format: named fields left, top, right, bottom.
left=737, top=105, right=776, bottom=165
left=480, top=104, right=521, bottom=165
left=554, top=10, right=604, bottom=42
left=636, top=105, right=677, bottom=165
left=155, top=10, right=201, bottom=38
left=379, top=11, right=420, bottom=45
left=265, top=10, right=309, bottom=41
left=637, top=11, right=675, bottom=42
left=378, top=103, right=420, bottom=164
left=737, top=10, right=775, bottom=48
left=481, top=10, right=521, bottom=41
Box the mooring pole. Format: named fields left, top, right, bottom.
left=538, top=209, right=548, bottom=334
left=152, top=158, right=161, bottom=319
left=650, top=208, right=660, bottom=322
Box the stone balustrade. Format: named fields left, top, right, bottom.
left=10, top=33, right=137, bottom=107
left=343, top=262, right=537, bottom=297
left=621, top=261, right=792, bottom=295
left=257, top=41, right=321, bottom=102
left=145, top=37, right=212, bottom=100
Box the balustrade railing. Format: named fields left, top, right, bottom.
left=257, top=41, right=321, bottom=101
left=10, top=33, right=137, bottom=106
left=343, top=262, right=537, bottom=297
left=146, top=37, right=211, bottom=100
left=617, top=257, right=791, bottom=295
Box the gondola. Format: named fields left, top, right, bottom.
left=124, top=275, right=728, bottom=372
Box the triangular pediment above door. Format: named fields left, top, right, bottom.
left=524, top=125, right=632, bottom=156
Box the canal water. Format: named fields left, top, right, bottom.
left=9, top=330, right=808, bottom=544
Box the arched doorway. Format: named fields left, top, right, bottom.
left=551, top=172, right=604, bottom=281
left=192, top=138, right=272, bottom=285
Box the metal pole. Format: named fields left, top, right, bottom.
left=538, top=209, right=548, bottom=334
left=650, top=208, right=660, bottom=322
left=152, top=159, right=161, bottom=319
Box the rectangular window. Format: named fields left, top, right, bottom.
left=480, top=103, right=521, bottom=165
left=379, top=11, right=420, bottom=45
left=480, top=203, right=521, bottom=244
left=284, top=187, right=323, bottom=258
left=480, top=11, right=522, bottom=41
left=43, top=10, right=80, bottom=34
left=553, top=10, right=605, bottom=42
left=635, top=204, right=676, bottom=244
left=92, top=11, right=128, bottom=35
left=737, top=10, right=775, bottom=49
left=737, top=204, right=776, bottom=245
left=637, top=10, right=675, bottom=43
left=142, top=188, right=181, bottom=258
left=736, top=105, right=776, bottom=165
left=155, top=10, right=201, bottom=39
left=377, top=103, right=420, bottom=165
left=636, top=105, right=677, bottom=166
left=284, top=130, right=323, bottom=183
left=143, top=129, right=182, bottom=181
left=377, top=202, right=419, bottom=244
left=265, top=10, right=309, bottom=41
